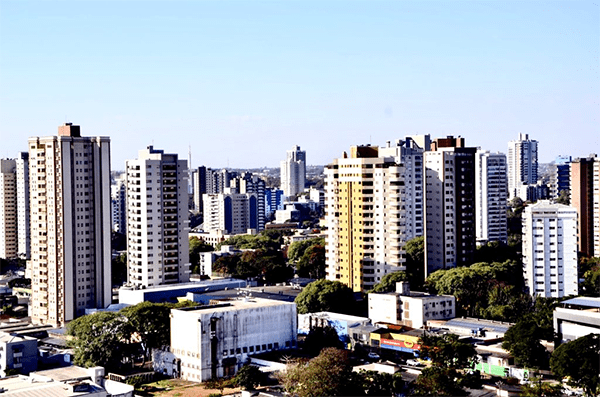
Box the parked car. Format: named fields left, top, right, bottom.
left=406, top=358, right=421, bottom=366
left=367, top=352, right=380, bottom=360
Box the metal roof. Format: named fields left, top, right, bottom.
left=561, top=297, right=600, bottom=309
left=444, top=318, right=512, bottom=334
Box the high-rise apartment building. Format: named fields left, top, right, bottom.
left=551, top=155, right=571, bottom=199
left=265, top=188, right=284, bottom=218
left=16, top=153, right=30, bottom=259
left=125, top=146, right=190, bottom=288
left=28, top=123, right=112, bottom=326
left=111, top=174, right=126, bottom=233
left=0, top=159, right=17, bottom=260
left=280, top=145, right=306, bottom=197
left=324, top=142, right=424, bottom=292
left=424, top=136, right=476, bottom=276
left=233, top=173, right=265, bottom=231
left=522, top=201, right=578, bottom=298
left=570, top=155, right=600, bottom=257
left=507, top=133, right=538, bottom=201
left=475, top=151, right=508, bottom=245
left=203, top=189, right=262, bottom=235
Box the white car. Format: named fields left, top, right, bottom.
left=367, top=352, right=380, bottom=360
left=406, top=358, right=421, bottom=366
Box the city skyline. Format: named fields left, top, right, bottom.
left=1, top=0, right=598, bottom=169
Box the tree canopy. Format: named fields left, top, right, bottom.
left=67, top=311, right=131, bottom=371
left=502, top=315, right=549, bottom=369
left=369, top=271, right=408, bottom=293
left=296, top=243, right=326, bottom=279
left=414, top=333, right=477, bottom=396
left=302, top=325, right=344, bottom=356
left=189, top=236, right=214, bottom=274
left=404, top=236, right=425, bottom=290
left=233, top=364, right=265, bottom=391
left=295, top=279, right=357, bottom=315
left=426, top=260, right=529, bottom=322
left=550, top=334, right=600, bottom=397
left=282, top=348, right=357, bottom=397
left=288, top=238, right=324, bottom=264
left=212, top=249, right=293, bottom=283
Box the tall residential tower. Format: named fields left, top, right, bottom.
left=125, top=146, right=190, bottom=288
left=28, top=123, right=112, bottom=327
left=507, top=133, right=538, bottom=201
left=280, top=145, right=306, bottom=197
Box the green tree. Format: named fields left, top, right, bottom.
left=67, top=311, right=130, bottom=371
left=303, top=325, right=344, bottom=356
left=405, top=236, right=425, bottom=290
left=358, top=370, right=404, bottom=396
left=288, top=238, right=324, bottom=264
left=502, top=315, right=549, bottom=369
left=369, top=271, right=408, bottom=293
left=550, top=334, right=600, bottom=397
left=296, top=243, right=325, bottom=279
left=555, top=189, right=570, bottom=205
left=413, top=366, right=466, bottom=396
left=521, top=378, right=563, bottom=397
left=294, top=279, right=357, bottom=315
left=414, top=333, right=477, bottom=396
left=189, top=236, right=214, bottom=274
left=233, top=364, right=265, bottom=390
left=120, top=302, right=172, bottom=362
left=418, top=333, right=477, bottom=369
left=282, top=348, right=360, bottom=397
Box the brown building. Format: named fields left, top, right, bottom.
left=570, top=156, right=600, bottom=257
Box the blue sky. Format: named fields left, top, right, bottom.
left=0, top=0, right=598, bottom=170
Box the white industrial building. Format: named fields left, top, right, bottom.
left=368, top=282, right=455, bottom=329
left=165, top=298, right=297, bottom=381
left=125, top=146, right=190, bottom=288
left=553, top=297, right=600, bottom=344
left=475, top=150, right=508, bottom=245
left=28, top=123, right=112, bottom=327
left=522, top=201, right=578, bottom=298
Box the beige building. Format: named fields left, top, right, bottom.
left=28, top=123, right=112, bottom=327
left=0, top=159, right=17, bottom=259
left=125, top=146, right=190, bottom=288
left=325, top=139, right=426, bottom=292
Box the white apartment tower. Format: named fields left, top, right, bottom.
left=475, top=151, right=508, bottom=245
left=325, top=145, right=410, bottom=292
left=16, top=152, right=30, bottom=259
left=125, top=146, right=190, bottom=288
left=203, top=190, right=261, bottom=235
left=280, top=145, right=306, bottom=197
left=522, top=201, right=578, bottom=298
left=0, top=159, right=17, bottom=260
left=507, top=133, right=538, bottom=201
left=28, top=123, right=112, bottom=327
left=111, top=174, right=126, bottom=233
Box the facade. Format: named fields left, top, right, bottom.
left=265, top=188, right=284, bottom=218
left=168, top=299, right=297, bottom=381
left=507, top=133, right=538, bottom=201
left=475, top=150, right=508, bottom=245
left=0, top=159, right=17, bottom=259
left=125, top=146, right=190, bottom=288
left=570, top=155, right=600, bottom=257
left=0, top=332, right=38, bottom=376
left=368, top=283, right=455, bottom=329
left=111, top=174, right=127, bottom=233
left=28, top=123, right=112, bottom=327
left=522, top=201, right=578, bottom=298
left=424, top=136, right=477, bottom=276
left=232, top=173, right=266, bottom=231
left=203, top=190, right=262, bottom=235
left=16, top=152, right=30, bottom=259
left=280, top=145, right=306, bottom=197
left=325, top=145, right=409, bottom=292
